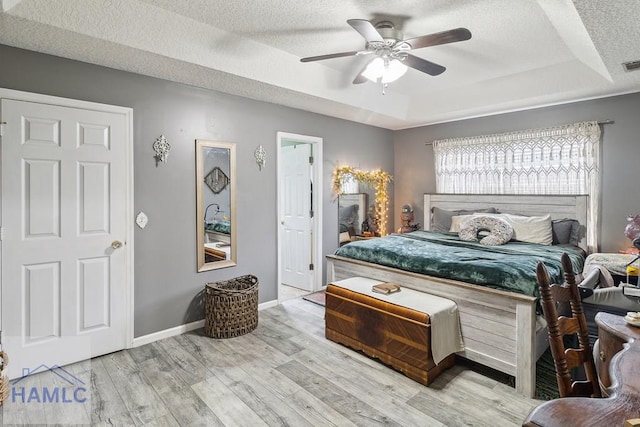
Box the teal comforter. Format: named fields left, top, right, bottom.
left=206, top=220, right=230, bottom=234
left=334, top=231, right=584, bottom=298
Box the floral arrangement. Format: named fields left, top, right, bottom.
left=332, top=166, right=393, bottom=236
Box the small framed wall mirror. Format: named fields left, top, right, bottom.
left=196, top=140, right=237, bottom=271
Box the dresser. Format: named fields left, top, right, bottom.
left=595, top=312, right=640, bottom=394
left=523, top=312, right=640, bottom=426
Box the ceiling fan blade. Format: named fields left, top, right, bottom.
left=347, top=19, right=384, bottom=43
left=404, top=54, right=446, bottom=76
left=404, top=27, right=472, bottom=50
left=300, top=50, right=360, bottom=62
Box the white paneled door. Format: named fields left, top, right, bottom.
left=1, top=98, right=130, bottom=379
left=280, top=143, right=313, bottom=291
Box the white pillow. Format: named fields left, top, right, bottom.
left=452, top=212, right=553, bottom=245
left=493, top=213, right=552, bottom=245
left=449, top=215, right=474, bottom=232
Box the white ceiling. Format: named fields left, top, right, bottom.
left=1, top=0, right=639, bottom=130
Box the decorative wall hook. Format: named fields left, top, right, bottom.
left=254, top=145, right=266, bottom=171
left=153, top=134, right=171, bottom=163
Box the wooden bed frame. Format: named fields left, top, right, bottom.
left=205, top=229, right=231, bottom=244
left=326, top=193, right=589, bottom=398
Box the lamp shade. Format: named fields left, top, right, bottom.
left=381, top=59, right=408, bottom=83
left=362, top=57, right=407, bottom=83
left=362, top=57, right=385, bottom=82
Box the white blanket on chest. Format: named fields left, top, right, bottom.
left=330, top=277, right=465, bottom=365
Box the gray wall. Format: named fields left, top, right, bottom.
left=0, top=44, right=394, bottom=337
left=394, top=93, right=640, bottom=253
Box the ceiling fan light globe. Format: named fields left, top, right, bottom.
left=362, top=57, right=407, bottom=84
left=381, top=59, right=408, bottom=83
left=362, top=57, right=385, bottom=82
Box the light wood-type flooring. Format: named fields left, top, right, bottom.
left=0, top=297, right=543, bottom=426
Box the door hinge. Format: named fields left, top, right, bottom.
left=0, top=226, right=3, bottom=241
left=0, top=121, right=6, bottom=137
left=309, top=263, right=314, bottom=271
left=310, top=210, right=314, bottom=218
left=309, top=156, right=313, bottom=165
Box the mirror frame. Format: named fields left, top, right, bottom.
left=196, top=140, right=237, bottom=271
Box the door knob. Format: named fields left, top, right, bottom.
left=111, top=240, right=123, bottom=249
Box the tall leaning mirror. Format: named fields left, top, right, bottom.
left=196, top=140, right=237, bottom=271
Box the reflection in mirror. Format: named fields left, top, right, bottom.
left=204, top=166, right=229, bottom=194
left=338, top=193, right=368, bottom=246
left=196, top=140, right=237, bottom=271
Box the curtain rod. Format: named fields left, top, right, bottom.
left=424, top=120, right=614, bottom=146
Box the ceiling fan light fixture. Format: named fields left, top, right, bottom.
left=362, top=57, right=385, bottom=81
left=382, top=59, right=408, bottom=83
left=362, top=57, right=407, bottom=83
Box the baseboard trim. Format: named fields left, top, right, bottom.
left=131, top=299, right=278, bottom=347
left=259, top=300, right=279, bottom=310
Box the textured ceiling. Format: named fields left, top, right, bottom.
left=1, top=0, right=639, bottom=130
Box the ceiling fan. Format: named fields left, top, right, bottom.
left=300, top=19, right=472, bottom=85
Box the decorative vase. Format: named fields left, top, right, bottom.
left=624, top=214, right=640, bottom=240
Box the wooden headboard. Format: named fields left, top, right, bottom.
left=423, top=194, right=590, bottom=251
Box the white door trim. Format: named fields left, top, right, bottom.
left=0, top=87, right=135, bottom=349
left=276, top=132, right=323, bottom=299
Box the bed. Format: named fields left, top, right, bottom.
left=204, top=242, right=231, bottom=261
left=326, top=193, right=589, bottom=398
left=205, top=219, right=231, bottom=244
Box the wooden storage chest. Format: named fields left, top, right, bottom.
left=325, top=283, right=455, bottom=385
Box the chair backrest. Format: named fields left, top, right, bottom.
left=537, top=252, right=602, bottom=398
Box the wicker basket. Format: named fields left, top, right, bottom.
left=205, top=275, right=259, bottom=338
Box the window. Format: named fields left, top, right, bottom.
left=433, top=121, right=601, bottom=251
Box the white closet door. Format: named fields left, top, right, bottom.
left=1, top=98, right=129, bottom=379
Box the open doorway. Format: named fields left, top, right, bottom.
left=276, top=132, right=323, bottom=302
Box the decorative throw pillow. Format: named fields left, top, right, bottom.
left=551, top=218, right=580, bottom=246
left=450, top=212, right=502, bottom=232
left=459, top=216, right=514, bottom=246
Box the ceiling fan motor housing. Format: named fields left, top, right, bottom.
left=374, top=21, right=402, bottom=44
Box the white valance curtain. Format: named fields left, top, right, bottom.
left=433, top=121, right=601, bottom=251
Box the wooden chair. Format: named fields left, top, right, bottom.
left=537, top=252, right=601, bottom=398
